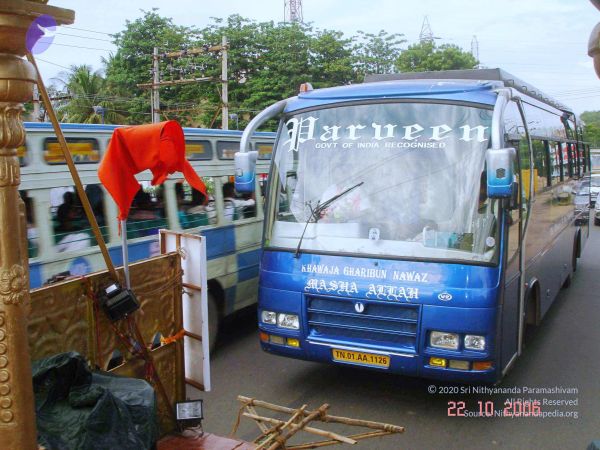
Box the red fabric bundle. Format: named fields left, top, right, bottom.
left=98, top=121, right=206, bottom=220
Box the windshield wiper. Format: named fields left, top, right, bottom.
left=294, top=181, right=364, bottom=258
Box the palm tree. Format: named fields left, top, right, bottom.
left=56, top=65, right=125, bottom=124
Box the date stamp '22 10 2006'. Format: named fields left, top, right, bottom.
left=427, top=384, right=580, bottom=419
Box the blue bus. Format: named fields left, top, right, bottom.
left=20, top=122, right=275, bottom=347
left=235, top=69, right=589, bottom=383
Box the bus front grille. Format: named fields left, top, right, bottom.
left=306, top=296, right=420, bottom=352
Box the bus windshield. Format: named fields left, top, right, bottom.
left=267, top=102, right=499, bottom=263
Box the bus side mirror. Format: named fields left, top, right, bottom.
left=486, top=147, right=516, bottom=198
left=234, top=150, right=258, bottom=193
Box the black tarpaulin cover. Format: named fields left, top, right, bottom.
left=33, top=352, right=158, bottom=450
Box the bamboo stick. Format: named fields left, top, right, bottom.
left=241, top=412, right=356, bottom=445
left=254, top=429, right=281, bottom=450
left=248, top=404, right=271, bottom=434
left=266, top=404, right=329, bottom=450
left=287, top=431, right=391, bottom=450
left=237, top=396, right=405, bottom=433
left=281, top=405, right=307, bottom=430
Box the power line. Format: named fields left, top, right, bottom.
left=36, top=57, right=71, bottom=70
left=62, top=25, right=112, bottom=36
left=56, top=32, right=114, bottom=43
left=51, top=42, right=113, bottom=52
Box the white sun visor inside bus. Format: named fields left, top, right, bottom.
left=486, top=147, right=516, bottom=198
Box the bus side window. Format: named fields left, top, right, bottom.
left=516, top=139, right=530, bottom=202
left=256, top=142, right=273, bottom=160
left=549, top=142, right=562, bottom=185
left=176, top=178, right=216, bottom=229
left=506, top=139, right=526, bottom=266
left=560, top=143, right=571, bottom=180
left=51, top=187, right=91, bottom=252
left=49, top=184, right=111, bottom=251
left=17, top=143, right=27, bottom=167
left=127, top=184, right=167, bottom=239
left=532, top=140, right=549, bottom=193
left=185, top=140, right=213, bottom=161
left=217, top=141, right=239, bottom=160
left=221, top=175, right=256, bottom=222
left=20, top=190, right=37, bottom=257
left=44, top=138, right=100, bottom=164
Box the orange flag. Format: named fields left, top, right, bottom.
left=98, top=120, right=206, bottom=220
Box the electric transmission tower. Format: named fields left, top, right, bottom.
left=471, top=35, right=481, bottom=68
left=419, top=16, right=436, bottom=43
left=471, top=35, right=479, bottom=60
left=284, top=0, right=303, bottom=23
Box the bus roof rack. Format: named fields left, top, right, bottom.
left=365, top=68, right=572, bottom=114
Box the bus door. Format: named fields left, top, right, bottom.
left=501, top=99, right=532, bottom=374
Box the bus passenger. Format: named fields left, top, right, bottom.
left=187, top=188, right=207, bottom=214
left=223, top=182, right=255, bottom=222
left=85, top=184, right=105, bottom=226
left=55, top=197, right=91, bottom=252
left=130, top=189, right=159, bottom=221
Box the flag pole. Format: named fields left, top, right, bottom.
left=120, top=219, right=131, bottom=289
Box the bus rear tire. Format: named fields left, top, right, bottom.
left=562, top=242, right=578, bottom=289
left=208, top=292, right=220, bottom=355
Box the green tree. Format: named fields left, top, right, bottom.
left=353, top=30, right=406, bottom=77
left=395, top=41, right=478, bottom=72
left=581, top=111, right=600, bottom=146
left=56, top=65, right=123, bottom=124
left=104, top=9, right=198, bottom=124
left=193, top=15, right=356, bottom=128
left=310, top=29, right=355, bottom=88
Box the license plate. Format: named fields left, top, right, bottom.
left=331, top=349, right=390, bottom=368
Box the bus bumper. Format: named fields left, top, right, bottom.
left=258, top=330, right=499, bottom=384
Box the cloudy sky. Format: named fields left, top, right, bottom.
left=37, top=0, right=600, bottom=115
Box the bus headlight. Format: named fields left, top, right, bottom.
left=430, top=331, right=459, bottom=350
left=261, top=310, right=277, bottom=325
left=464, top=335, right=486, bottom=351
left=277, top=313, right=299, bottom=330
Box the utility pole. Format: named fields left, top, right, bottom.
left=221, top=36, right=228, bottom=130
left=137, top=43, right=227, bottom=128
left=152, top=47, right=160, bottom=123
left=32, top=85, right=40, bottom=122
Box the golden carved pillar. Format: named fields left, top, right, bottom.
left=0, top=1, right=73, bottom=448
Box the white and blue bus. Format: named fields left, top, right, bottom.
left=235, top=68, right=589, bottom=383
left=20, top=122, right=275, bottom=344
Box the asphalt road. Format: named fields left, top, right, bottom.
left=196, top=225, right=600, bottom=450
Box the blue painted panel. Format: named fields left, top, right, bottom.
left=237, top=249, right=261, bottom=282
left=260, top=251, right=500, bottom=308
left=108, top=240, right=153, bottom=267
left=30, top=262, right=42, bottom=289
left=200, top=226, right=235, bottom=260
